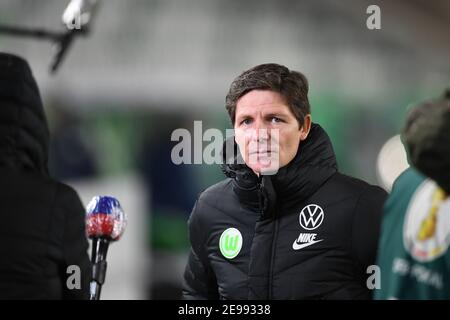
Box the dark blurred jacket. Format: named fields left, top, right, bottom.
left=0, top=53, right=90, bottom=299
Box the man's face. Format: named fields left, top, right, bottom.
left=234, top=90, right=311, bottom=175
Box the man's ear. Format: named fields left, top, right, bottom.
left=300, top=114, right=312, bottom=141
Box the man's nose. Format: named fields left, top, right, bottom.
left=250, top=119, right=269, bottom=142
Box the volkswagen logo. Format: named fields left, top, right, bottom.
left=299, top=204, right=324, bottom=230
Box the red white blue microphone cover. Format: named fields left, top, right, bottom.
left=86, top=196, right=127, bottom=241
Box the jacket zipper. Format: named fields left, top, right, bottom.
left=257, top=176, right=278, bottom=299
left=268, top=217, right=279, bottom=299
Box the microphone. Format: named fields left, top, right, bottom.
left=62, top=0, right=99, bottom=30
left=0, top=0, right=101, bottom=74
left=51, top=0, right=100, bottom=73
left=86, top=196, right=127, bottom=300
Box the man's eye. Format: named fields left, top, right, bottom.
left=241, top=118, right=252, bottom=125
left=271, top=117, right=282, bottom=123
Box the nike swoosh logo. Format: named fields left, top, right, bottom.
left=292, top=239, right=323, bottom=250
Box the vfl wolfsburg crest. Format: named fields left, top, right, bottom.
left=219, top=228, right=242, bottom=259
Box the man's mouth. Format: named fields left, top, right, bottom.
left=249, top=150, right=273, bottom=155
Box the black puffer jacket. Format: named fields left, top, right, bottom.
left=183, top=123, right=387, bottom=299
left=0, top=53, right=90, bottom=299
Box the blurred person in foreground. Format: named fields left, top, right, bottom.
left=183, top=63, right=387, bottom=299
left=375, top=90, right=450, bottom=299
left=0, top=53, right=90, bottom=299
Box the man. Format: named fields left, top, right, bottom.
left=375, top=90, right=450, bottom=299
left=182, top=63, right=387, bottom=299
left=0, top=53, right=90, bottom=299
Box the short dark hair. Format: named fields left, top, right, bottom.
left=403, top=89, right=450, bottom=193
left=225, top=63, right=310, bottom=127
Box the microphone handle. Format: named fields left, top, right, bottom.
left=50, top=31, right=75, bottom=73
left=90, top=237, right=110, bottom=300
